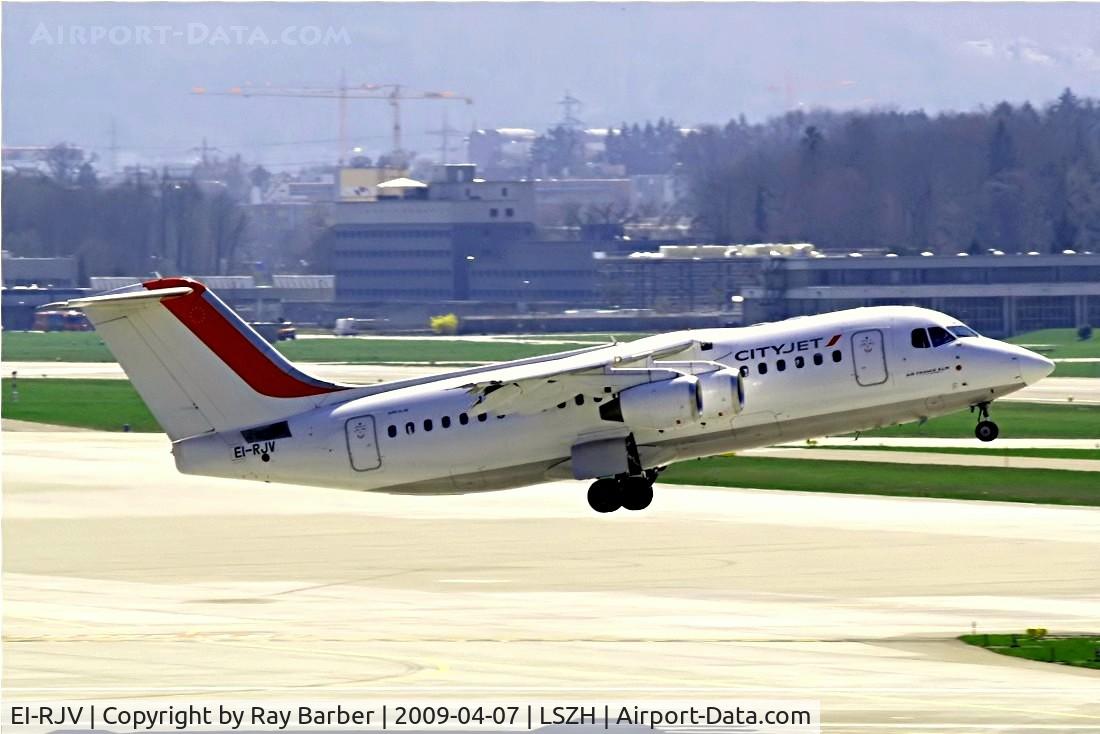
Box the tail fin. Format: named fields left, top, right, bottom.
left=67, top=278, right=349, bottom=440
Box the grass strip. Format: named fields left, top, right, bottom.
left=1052, top=362, right=1100, bottom=378
left=959, top=633, right=1100, bottom=670
left=2, top=378, right=161, bottom=432
left=796, top=445, right=1100, bottom=460
left=660, top=455, right=1100, bottom=506
left=1, top=331, right=592, bottom=365
left=1, top=332, right=116, bottom=362
left=1009, top=328, right=1100, bottom=359
left=851, top=402, right=1100, bottom=440
left=275, top=338, right=575, bottom=364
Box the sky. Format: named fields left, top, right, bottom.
left=3, top=2, right=1100, bottom=170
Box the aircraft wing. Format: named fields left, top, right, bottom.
left=456, top=339, right=698, bottom=414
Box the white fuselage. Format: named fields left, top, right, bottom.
left=172, top=306, right=1053, bottom=494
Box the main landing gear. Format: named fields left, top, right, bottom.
left=972, top=402, right=1000, bottom=442
left=587, top=472, right=657, bottom=513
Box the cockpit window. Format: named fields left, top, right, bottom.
left=948, top=325, right=979, bottom=338
left=911, top=328, right=930, bottom=349
left=927, top=326, right=956, bottom=347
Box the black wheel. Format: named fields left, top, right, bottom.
left=621, top=476, right=654, bottom=511
left=587, top=478, right=621, bottom=513
left=975, top=420, right=999, bottom=442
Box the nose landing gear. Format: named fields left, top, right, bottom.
left=587, top=473, right=655, bottom=513
left=972, top=402, right=1000, bottom=442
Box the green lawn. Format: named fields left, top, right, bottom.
left=0, top=331, right=599, bottom=365
left=960, top=633, right=1100, bottom=670
left=1052, top=361, right=1100, bottom=378
left=851, top=402, right=1100, bottom=440
left=660, top=455, right=1100, bottom=506
left=1009, top=328, right=1100, bottom=359
left=507, top=333, right=649, bottom=343
left=1, top=378, right=161, bottom=432
left=276, top=338, right=581, bottom=364
left=802, top=445, right=1100, bottom=460
left=1, top=331, right=116, bottom=362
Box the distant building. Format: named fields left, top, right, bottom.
left=630, top=173, right=683, bottom=212
left=265, top=170, right=337, bottom=203
left=467, top=128, right=537, bottom=179
left=597, top=245, right=1100, bottom=335
left=2, top=252, right=80, bottom=288
left=534, top=178, right=632, bottom=225
left=771, top=251, right=1100, bottom=335
left=2, top=145, right=85, bottom=177
left=321, top=161, right=602, bottom=308
left=88, top=274, right=335, bottom=323
left=337, top=166, right=408, bottom=201
left=596, top=244, right=815, bottom=313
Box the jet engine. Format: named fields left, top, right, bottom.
left=609, top=370, right=744, bottom=429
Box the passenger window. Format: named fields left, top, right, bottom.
left=423, top=418, right=433, bottom=431
left=794, top=356, right=805, bottom=368
left=739, top=365, right=749, bottom=377
left=911, top=328, right=931, bottom=349
left=813, top=353, right=823, bottom=366
left=928, top=326, right=956, bottom=347
left=758, top=362, right=768, bottom=375
left=404, top=422, right=415, bottom=435
left=574, top=394, right=585, bottom=406
left=832, top=350, right=842, bottom=363
left=442, top=416, right=451, bottom=429
left=387, top=425, right=397, bottom=438
left=477, top=413, right=488, bottom=422
left=459, top=413, right=469, bottom=425
left=776, top=359, right=786, bottom=372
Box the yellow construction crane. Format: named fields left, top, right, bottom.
left=191, top=81, right=473, bottom=165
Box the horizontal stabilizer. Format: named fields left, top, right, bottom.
left=64, top=286, right=193, bottom=308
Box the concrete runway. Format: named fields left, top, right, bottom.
left=3, top=430, right=1099, bottom=731
left=6, top=362, right=1099, bottom=405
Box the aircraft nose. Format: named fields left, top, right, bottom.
left=1018, top=351, right=1056, bottom=384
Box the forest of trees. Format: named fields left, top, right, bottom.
left=680, top=89, right=1100, bottom=253
left=2, top=145, right=254, bottom=278
left=530, top=89, right=1100, bottom=254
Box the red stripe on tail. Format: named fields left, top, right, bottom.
left=143, top=278, right=343, bottom=399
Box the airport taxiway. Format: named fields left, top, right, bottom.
left=3, top=430, right=1099, bottom=732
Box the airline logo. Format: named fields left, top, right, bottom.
left=734, top=333, right=841, bottom=362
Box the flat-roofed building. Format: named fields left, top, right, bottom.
left=596, top=244, right=1100, bottom=335
left=2, top=253, right=80, bottom=288
left=326, top=164, right=600, bottom=307
left=772, top=252, right=1100, bottom=335
left=596, top=244, right=815, bottom=314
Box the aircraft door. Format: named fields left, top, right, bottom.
left=851, top=329, right=889, bottom=386
left=345, top=415, right=381, bottom=471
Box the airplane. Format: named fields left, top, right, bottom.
left=61, top=277, right=1055, bottom=513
